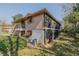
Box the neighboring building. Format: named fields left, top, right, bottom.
left=2, top=24, right=13, bottom=33
left=0, top=19, right=13, bottom=33
left=0, top=24, right=13, bottom=33
left=13, top=8, right=61, bottom=46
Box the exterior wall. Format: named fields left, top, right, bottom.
left=44, top=14, right=57, bottom=28
left=14, top=14, right=44, bottom=36
left=25, top=14, right=44, bottom=31
left=25, top=14, right=44, bottom=45
left=44, top=14, right=61, bottom=43
left=28, top=30, right=44, bottom=45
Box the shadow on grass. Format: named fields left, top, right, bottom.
left=46, top=33, right=79, bottom=56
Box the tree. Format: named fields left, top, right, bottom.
left=12, top=14, right=23, bottom=21
left=73, top=4, right=79, bottom=12
left=63, top=4, right=79, bottom=38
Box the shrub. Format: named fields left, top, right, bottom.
left=0, top=36, right=27, bottom=56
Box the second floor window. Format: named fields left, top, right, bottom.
left=28, top=17, right=32, bottom=23
left=16, top=24, right=21, bottom=28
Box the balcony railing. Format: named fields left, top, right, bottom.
left=14, top=27, right=25, bottom=31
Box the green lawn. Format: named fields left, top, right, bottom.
left=0, top=32, right=10, bottom=36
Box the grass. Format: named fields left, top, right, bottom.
left=0, top=32, right=79, bottom=56
left=47, top=33, right=79, bottom=56
left=18, top=47, right=55, bottom=56
left=18, top=48, right=41, bottom=56
left=0, top=32, right=10, bottom=36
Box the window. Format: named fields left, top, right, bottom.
left=45, top=15, right=51, bottom=28
left=28, top=17, right=32, bottom=23
left=26, top=30, right=32, bottom=37
left=16, top=24, right=21, bottom=28
left=21, top=21, right=25, bottom=28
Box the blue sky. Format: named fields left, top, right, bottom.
left=0, top=3, right=66, bottom=24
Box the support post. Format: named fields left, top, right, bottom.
left=44, top=12, right=46, bottom=45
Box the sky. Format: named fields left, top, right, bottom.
left=0, top=3, right=67, bottom=24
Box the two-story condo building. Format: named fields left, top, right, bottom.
left=13, top=8, right=61, bottom=46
